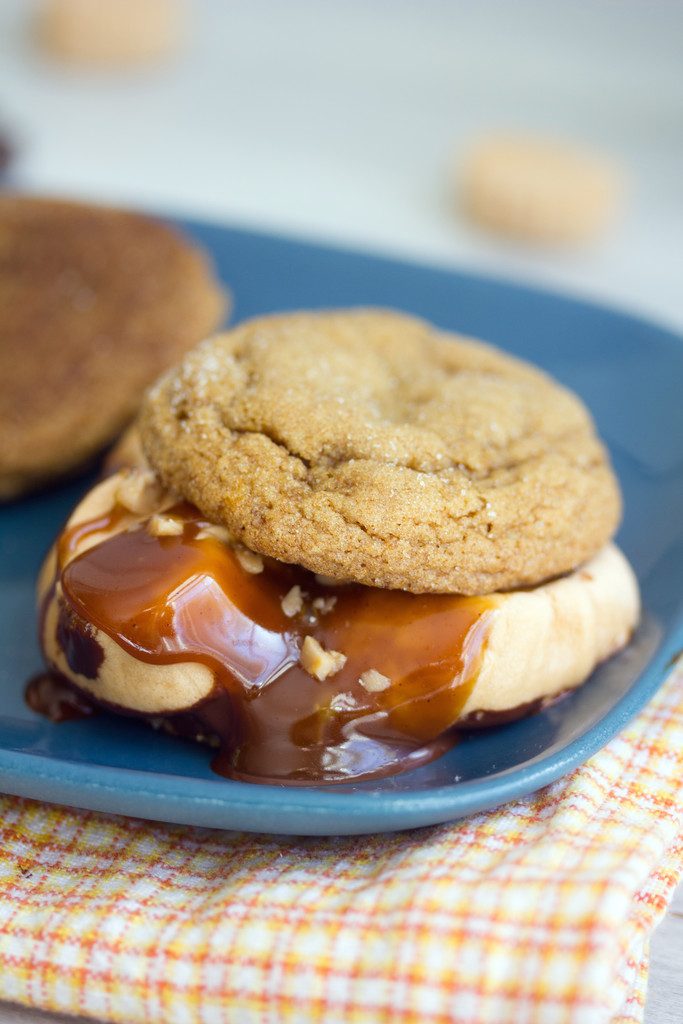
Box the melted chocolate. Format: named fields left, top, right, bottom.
left=457, top=690, right=570, bottom=729
left=40, top=502, right=497, bottom=784
left=56, top=602, right=104, bottom=679
left=26, top=671, right=97, bottom=722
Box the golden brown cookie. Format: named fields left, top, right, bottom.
left=140, top=309, right=621, bottom=594
left=0, top=195, right=227, bottom=499
left=460, top=135, right=622, bottom=244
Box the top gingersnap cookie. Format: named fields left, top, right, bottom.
left=140, top=310, right=621, bottom=595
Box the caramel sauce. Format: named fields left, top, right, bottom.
left=42, top=503, right=496, bottom=784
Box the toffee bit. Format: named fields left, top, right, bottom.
left=281, top=585, right=304, bottom=618
left=300, top=636, right=347, bottom=682
left=359, top=669, right=391, bottom=693
left=147, top=514, right=183, bottom=537
left=234, top=545, right=264, bottom=574
left=196, top=523, right=233, bottom=544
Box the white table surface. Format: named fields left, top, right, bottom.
left=0, top=1, right=681, bottom=1020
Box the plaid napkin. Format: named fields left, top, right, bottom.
left=0, top=662, right=681, bottom=1024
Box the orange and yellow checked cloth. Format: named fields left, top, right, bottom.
left=0, top=661, right=682, bottom=1024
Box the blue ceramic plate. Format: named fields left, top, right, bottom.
left=1, top=219, right=682, bottom=835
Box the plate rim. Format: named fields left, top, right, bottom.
left=1, top=616, right=680, bottom=835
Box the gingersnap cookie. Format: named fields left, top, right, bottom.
left=461, top=135, right=622, bottom=244
left=37, top=0, right=182, bottom=67
left=0, top=195, right=227, bottom=499
left=140, top=309, right=621, bottom=595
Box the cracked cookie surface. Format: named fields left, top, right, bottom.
left=140, top=309, right=621, bottom=594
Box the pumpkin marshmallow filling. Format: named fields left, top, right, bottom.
left=31, top=468, right=639, bottom=785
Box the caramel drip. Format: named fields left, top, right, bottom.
left=48, top=504, right=496, bottom=783
left=25, top=671, right=97, bottom=723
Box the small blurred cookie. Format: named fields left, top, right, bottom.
left=461, top=135, right=622, bottom=244
left=0, top=195, right=227, bottom=500
left=37, top=0, right=182, bottom=68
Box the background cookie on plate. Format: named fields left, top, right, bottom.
left=0, top=195, right=227, bottom=500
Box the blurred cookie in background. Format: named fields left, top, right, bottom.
left=0, top=195, right=227, bottom=500
left=460, top=135, right=623, bottom=245
left=36, top=0, right=183, bottom=68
